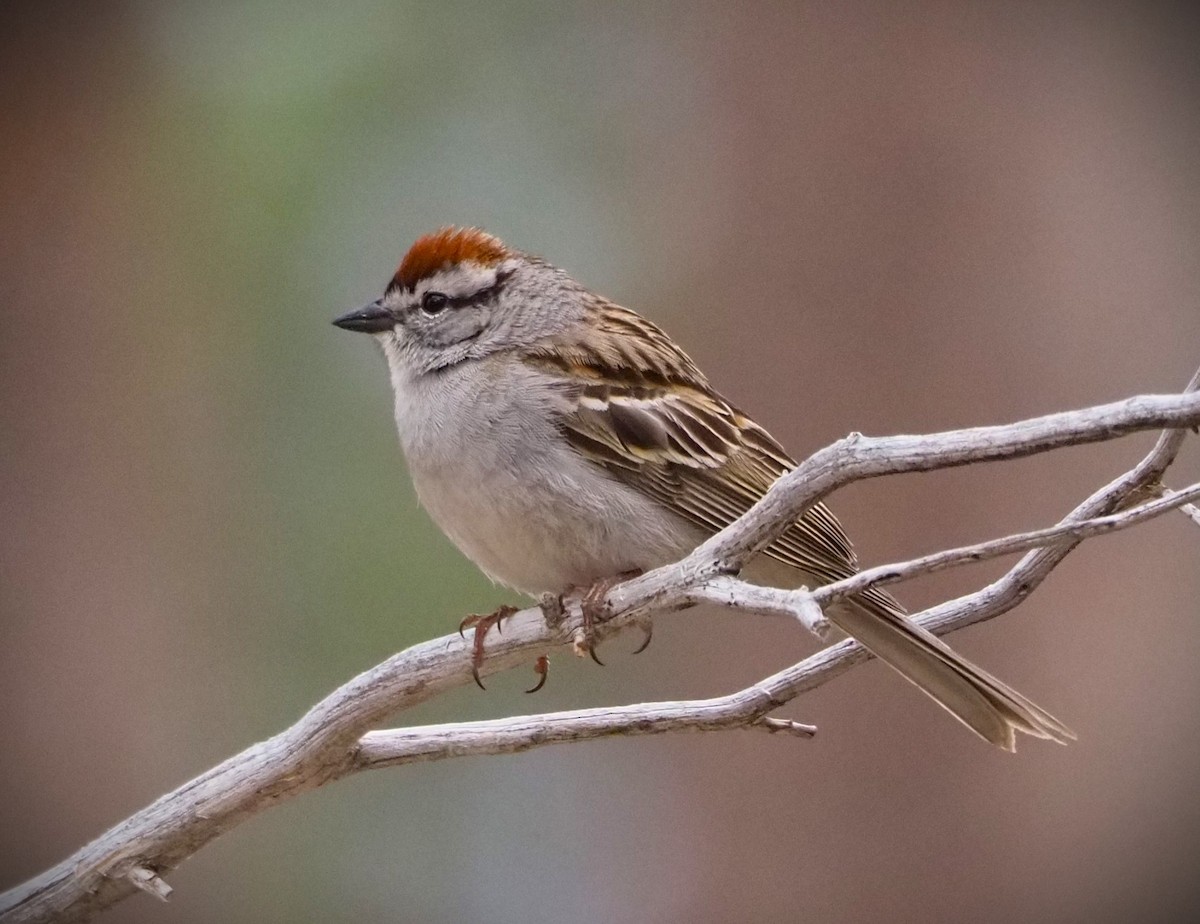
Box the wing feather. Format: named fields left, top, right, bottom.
left=521, top=301, right=860, bottom=581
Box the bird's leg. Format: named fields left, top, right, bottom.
left=538, top=591, right=566, bottom=628
left=458, top=604, right=518, bottom=690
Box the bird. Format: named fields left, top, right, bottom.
left=333, top=226, right=1074, bottom=751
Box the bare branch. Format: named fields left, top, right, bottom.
left=916, top=370, right=1198, bottom=641
left=356, top=698, right=818, bottom=770
left=694, top=389, right=1200, bottom=575
left=1152, top=483, right=1200, bottom=530
left=2, top=379, right=1196, bottom=924
left=812, top=480, right=1200, bottom=605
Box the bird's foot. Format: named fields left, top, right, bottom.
left=459, top=604, right=518, bottom=689
left=574, top=569, right=643, bottom=664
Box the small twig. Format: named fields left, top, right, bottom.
left=356, top=691, right=816, bottom=770
left=1150, top=483, right=1200, bottom=530
left=811, top=480, right=1200, bottom=605
left=125, top=868, right=170, bottom=903
left=684, top=575, right=832, bottom=638
left=753, top=717, right=818, bottom=737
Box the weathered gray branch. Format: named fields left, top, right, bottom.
left=2, top=380, right=1197, bottom=924
left=1153, top=483, right=1200, bottom=529
left=812, top=479, right=1200, bottom=604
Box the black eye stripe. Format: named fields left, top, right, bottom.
left=415, top=268, right=514, bottom=315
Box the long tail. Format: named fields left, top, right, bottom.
left=826, top=587, right=1076, bottom=751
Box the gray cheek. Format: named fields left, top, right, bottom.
left=395, top=316, right=438, bottom=351
left=433, top=311, right=487, bottom=347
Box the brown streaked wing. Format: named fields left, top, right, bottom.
left=521, top=301, right=859, bottom=581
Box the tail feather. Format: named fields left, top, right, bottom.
left=827, top=588, right=1076, bottom=751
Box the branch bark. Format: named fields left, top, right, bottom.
left=2, top=380, right=1197, bottom=924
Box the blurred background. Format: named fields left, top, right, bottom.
left=2, top=2, right=1199, bottom=922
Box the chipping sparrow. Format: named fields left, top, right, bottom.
left=334, top=227, right=1073, bottom=751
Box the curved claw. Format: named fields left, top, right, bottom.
left=525, top=655, right=550, bottom=694
left=458, top=613, right=479, bottom=640
left=588, top=646, right=605, bottom=667
left=632, top=621, right=653, bottom=655
left=461, top=604, right=517, bottom=691
left=471, top=617, right=490, bottom=690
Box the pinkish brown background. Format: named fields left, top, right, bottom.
left=2, top=2, right=1199, bottom=922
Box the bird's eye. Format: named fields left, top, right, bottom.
left=421, top=291, right=449, bottom=315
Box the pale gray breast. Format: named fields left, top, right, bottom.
left=391, top=356, right=700, bottom=595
